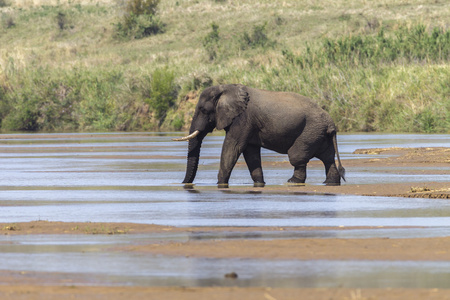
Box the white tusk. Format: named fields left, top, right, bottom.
left=172, top=130, right=200, bottom=141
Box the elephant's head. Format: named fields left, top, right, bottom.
left=173, top=84, right=249, bottom=184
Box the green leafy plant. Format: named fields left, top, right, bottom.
left=239, top=23, right=276, bottom=50
left=171, top=115, right=184, bottom=130
left=2, top=96, right=40, bottom=131
left=202, top=22, right=220, bottom=61
left=287, top=24, right=450, bottom=68
left=115, top=0, right=164, bottom=39
left=146, top=68, right=178, bottom=120
left=126, top=0, right=159, bottom=16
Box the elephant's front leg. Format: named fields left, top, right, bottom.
left=217, top=135, right=244, bottom=188
left=243, top=145, right=265, bottom=187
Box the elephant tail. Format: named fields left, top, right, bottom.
left=331, top=131, right=346, bottom=182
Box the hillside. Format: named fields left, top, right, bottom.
left=0, top=0, right=449, bottom=132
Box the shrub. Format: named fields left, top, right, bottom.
left=146, top=68, right=178, bottom=119
left=239, top=23, right=276, bottom=50
left=115, top=0, right=164, bottom=39
left=171, top=115, right=184, bottom=130
left=202, top=22, right=220, bottom=61
left=287, top=24, right=450, bottom=68
left=2, top=92, right=40, bottom=131
left=5, top=16, right=15, bottom=28
left=56, top=12, right=67, bottom=30
left=0, top=67, right=131, bottom=132
left=126, top=0, right=159, bottom=16
left=117, top=13, right=164, bottom=39
left=1, top=12, right=15, bottom=29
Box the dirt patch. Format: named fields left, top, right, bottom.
left=0, top=221, right=179, bottom=235
left=1, top=285, right=450, bottom=300
left=353, top=147, right=450, bottom=164
left=254, top=181, right=450, bottom=199
left=2, top=285, right=450, bottom=300
left=0, top=220, right=407, bottom=236
left=122, top=235, right=450, bottom=261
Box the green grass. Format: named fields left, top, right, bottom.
left=0, top=0, right=449, bottom=133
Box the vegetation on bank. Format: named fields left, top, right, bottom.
left=0, top=0, right=449, bottom=133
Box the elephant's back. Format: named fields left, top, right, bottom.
left=247, top=88, right=333, bottom=152
left=248, top=88, right=325, bottom=123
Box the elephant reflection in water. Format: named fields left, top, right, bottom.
left=174, top=84, right=345, bottom=188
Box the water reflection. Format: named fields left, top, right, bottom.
left=2, top=189, right=450, bottom=227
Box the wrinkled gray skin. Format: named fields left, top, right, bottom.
left=177, top=84, right=345, bottom=188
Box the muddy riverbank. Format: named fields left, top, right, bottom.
left=258, top=146, right=450, bottom=198
left=2, top=222, right=450, bottom=299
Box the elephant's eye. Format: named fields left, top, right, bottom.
left=200, top=107, right=208, bottom=114
left=202, top=102, right=214, bottom=113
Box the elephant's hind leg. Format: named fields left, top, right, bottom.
left=243, top=145, right=265, bottom=187
left=287, top=136, right=318, bottom=184
left=317, top=145, right=341, bottom=186
left=287, top=147, right=311, bottom=184
left=322, top=161, right=341, bottom=186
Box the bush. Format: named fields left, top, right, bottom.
left=114, top=0, right=164, bottom=39
left=277, top=42, right=450, bottom=133
left=1, top=12, right=15, bottom=29
left=2, top=87, right=42, bottom=131
left=287, top=24, right=450, bottom=68
left=56, top=12, right=67, bottom=30
left=126, top=0, right=159, bottom=16
left=171, top=115, right=184, bottom=130
left=239, top=23, right=276, bottom=50
left=202, top=22, right=220, bottom=61
left=0, top=67, right=130, bottom=132
left=116, top=13, right=164, bottom=39
left=146, top=68, right=178, bottom=119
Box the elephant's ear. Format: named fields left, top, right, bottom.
left=215, top=85, right=250, bottom=130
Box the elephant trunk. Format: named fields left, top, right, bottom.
left=182, top=132, right=205, bottom=184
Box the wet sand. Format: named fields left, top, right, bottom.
left=2, top=285, right=450, bottom=300
left=1, top=147, right=449, bottom=299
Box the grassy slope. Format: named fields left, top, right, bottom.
left=0, top=0, right=449, bottom=132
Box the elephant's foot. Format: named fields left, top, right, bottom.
left=324, top=180, right=341, bottom=186
left=287, top=176, right=305, bottom=184
left=217, top=183, right=229, bottom=188
left=323, top=177, right=341, bottom=186
left=183, top=183, right=195, bottom=190
left=253, top=181, right=265, bottom=188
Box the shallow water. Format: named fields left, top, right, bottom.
left=3, top=250, right=450, bottom=288
left=0, top=132, right=449, bottom=288
left=1, top=132, right=449, bottom=226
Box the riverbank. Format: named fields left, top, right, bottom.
left=2, top=222, right=450, bottom=300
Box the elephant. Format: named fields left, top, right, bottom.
left=174, top=84, right=345, bottom=188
